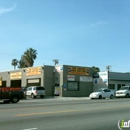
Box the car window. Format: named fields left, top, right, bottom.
left=28, top=88, right=32, bottom=91
left=107, top=89, right=111, bottom=92
left=33, top=87, right=36, bottom=90
left=37, top=87, right=45, bottom=90
left=103, top=89, right=107, bottom=92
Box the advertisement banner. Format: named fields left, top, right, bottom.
left=80, top=76, right=92, bottom=82
left=68, top=67, right=90, bottom=75
left=67, top=75, right=75, bottom=81
left=10, top=72, right=22, bottom=79
left=26, top=67, right=42, bottom=76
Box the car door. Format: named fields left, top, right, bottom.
left=102, top=89, right=108, bottom=98
left=26, top=87, right=32, bottom=96
left=106, top=89, right=112, bottom=98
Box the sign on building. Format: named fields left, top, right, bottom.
left=80, top=76, right=92, bottom=82
left=68, top=67, right=90, bottom=75
left=10, top=72, right=22, bottom=79
left=26, top=67, right=42, bottom=76
left=67, top=75, right=75, bottom=81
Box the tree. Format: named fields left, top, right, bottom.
left=92, top=66, right=100, bottom=73
left=18, top=55, right=28, bottom=68
left=11, top=59, right=18, bottom=70
left=92, top=66, right=100, bottom=78
left=18, top=48, right=37, bottom=68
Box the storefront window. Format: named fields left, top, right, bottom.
left=67, top=82, right=79, bottom=91
left=108, top=84, right=115, bottom=89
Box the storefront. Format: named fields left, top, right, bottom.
left=93, top=71, right=130, bottom=92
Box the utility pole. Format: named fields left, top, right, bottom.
left=53, top=59, right=59, bottom=66
left=52, top=59, right=59, bottom=97
left=106, top=65, right=112, bottom=89
left=106, top=65, right=112, bottom=71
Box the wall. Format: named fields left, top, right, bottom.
left=61, top=65, right=93, bottom=97
left=44, top=65, right=54, bottom=96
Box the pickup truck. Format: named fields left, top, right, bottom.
left=0, top=87, right=24, bottom=103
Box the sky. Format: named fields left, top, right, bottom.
left=0, top=0, right=130, bottom=72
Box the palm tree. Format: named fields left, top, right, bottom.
left=11, top=59, right=18, bottom=70
left=23, top=48, right=37, bottom=67
left=18, top=48, right=37, bottom=68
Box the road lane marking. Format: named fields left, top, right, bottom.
left=22, top=128, right=37, bottom=130
left=15, top=110, right=79, bottom=117
left=15, top=105, right=130, bottom=117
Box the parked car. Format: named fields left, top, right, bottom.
left=89, top=88, right=114, bottom=99
left=26, top=86, right=45, bottom=99
left=0, top=87, right=24, bottom=103
left=115, top=86, right=130, bottom=98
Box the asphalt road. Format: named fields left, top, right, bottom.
left=0, top=98, right=130, bottom=130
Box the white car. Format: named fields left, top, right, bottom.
left=26, top=86, right=45, bottom=99
left=89, top=88, right=114, bottom=99
left=115, top=86, right=130, bottom=98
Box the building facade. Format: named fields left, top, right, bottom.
left=0, top=65, right=93, bottom=97
left=93, top=71, right=130, bottom=92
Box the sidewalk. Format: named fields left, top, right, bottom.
left=44, top=96, right=90, bottom=101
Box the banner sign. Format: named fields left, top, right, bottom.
left=80, top=76, right=92, bottom=82
left=26, top=67, right=42, bottom=76
left=68, top=67, right=90, bottom=75
left=67, top=75, right=75, bottom=81
left=10, top=72, right=22, bottom=79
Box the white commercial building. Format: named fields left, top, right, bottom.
left=93, top=71, right=130, bottom=92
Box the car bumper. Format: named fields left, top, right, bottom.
left=115, top=94, right=126, bottom=97
left=89, top=95, right=99, bottom=99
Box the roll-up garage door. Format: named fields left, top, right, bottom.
left=27, top=78, right=41, bottom=87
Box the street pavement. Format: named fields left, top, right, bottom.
left=0, top=97, right=130, bottom=130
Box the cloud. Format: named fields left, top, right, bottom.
left=0, top=5, right=16, bottom=15
left=90, top=21, right=109, bottom=28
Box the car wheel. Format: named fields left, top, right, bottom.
left=126, top=94, right=129, bottom=98
left=11, top=96, right=19, bottom=103
left=31, top=94, right=35, bottom=99
left=110, top=95, right=114, bottom=99
left=99, top=95, right=102, bottom=99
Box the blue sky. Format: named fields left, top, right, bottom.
left=0, top=0, right=130, bottom=72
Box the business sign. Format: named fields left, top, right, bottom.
left=26, top=67, right=42, bottom=76
left=0, top=77, right=2, bottom=86
left=68, top=67, right=90, bottom=75
left=80, top=76, right=92, bottom=82
left=10, top=72, right=22, bottom=79
left=67, top=75, right=75, bottom=81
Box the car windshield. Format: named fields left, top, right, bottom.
left=120, top=87, right=129, bottom=90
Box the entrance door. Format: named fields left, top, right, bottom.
left=117, top=84, right=121, bottom=90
